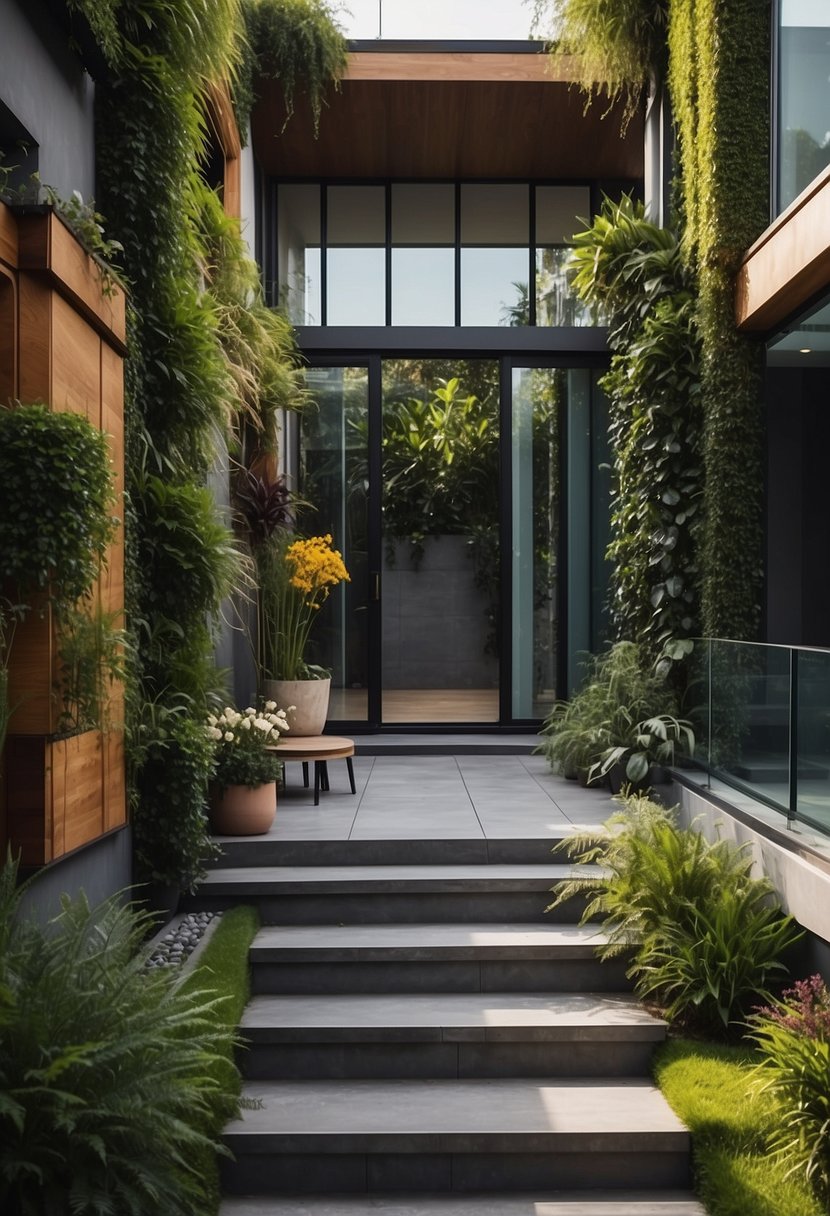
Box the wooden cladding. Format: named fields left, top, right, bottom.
left=0, top=201, right=127, bottom=867
left=736, top=165, right=830, bottom=333
left=205, top=79, right=242, bottom=221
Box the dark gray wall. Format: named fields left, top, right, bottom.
left=17, top=827, right=132, bottom=927
left=0, top=0, right=95, bottom=200
left=766, top=366, right=830, bottom=647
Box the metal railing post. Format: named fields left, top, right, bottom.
left=788, top=647, right=798, bottom=828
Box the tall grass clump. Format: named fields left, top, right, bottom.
left=550, top=793, right=802, bottom=1034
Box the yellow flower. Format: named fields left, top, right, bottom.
left=286, top=534, right=350, bottom=603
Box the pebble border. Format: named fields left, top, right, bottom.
left=144, top=910, right=220, bottom=972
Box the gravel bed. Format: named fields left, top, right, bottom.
left=145, top=911, right=218, bottom=970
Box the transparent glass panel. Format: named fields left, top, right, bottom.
left=536, top=248, right=592, bottom=326
left=297, top=366, right=370, bottom=722
left=709, top=640, right=790, bottom=813
left=391, top=183, right=455, bottom=244
left=778, top=0, right=830, bottom=212
left=461, top=184, right=528, bottom=244
left=536, top=185, right=590, bottom=245
left=461, top=248, right=529, bottom=325
left=511, top=367, right=563, bottom=718
left=381, top=358, right=500, bottom=723
left=326, top=186, right=386, bottom=325
left=796, top=648, right=830, bottom=832
left=392, top=248, right=455, bottom=326
left=277, top=184, right=321, bottom=325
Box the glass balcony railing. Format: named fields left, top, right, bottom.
left=691, top=638, right=830, bottom=837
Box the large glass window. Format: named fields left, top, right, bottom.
left=777, top=0, right=830, bottom=213
left=327, top=185, right=386, bottom=326
left=391, top=184, right=455, bottom=326
left=276, top=181, right=598, bottom=328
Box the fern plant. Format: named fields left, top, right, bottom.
left=550, top=793, right=802, bottom=1031
left=0, top=857, right=238, bottom=1214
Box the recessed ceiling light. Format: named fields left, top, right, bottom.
left=800, top=347, right=812, bottom=354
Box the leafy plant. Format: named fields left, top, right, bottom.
left=257, top=532, right=349, bottom=681
left=569, top=197, right=702, bottom=671
left=0, top=856, right=238, bottom=1214
left=238, top=0, right=349, bottom=134
left=235, top=468, right=295, bottom=544
left=749, top=976, right=830, bottom=1201
left=589, top=712, right=694, bottom=785
left=550, top=792, right=802, bottom=1032
left=207, top=701, right=290, bottom=788
left=55, top=603, right=125, bottom=734
left=0, top=403, right=117, bottom=609
left=538, top=641, right=677, bottom=779
left=132, top=711, right=219, bottom=890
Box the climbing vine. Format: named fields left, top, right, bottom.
left=569, top=196, right=702, bottom=668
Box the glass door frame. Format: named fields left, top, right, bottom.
left=301, top=349, right=607, bottom=732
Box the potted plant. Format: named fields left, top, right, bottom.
left=206, top=701, right=291, bottom=835
left=588, top=713, right=695, bottom=793
left=257, top=532, right=350, bottom=735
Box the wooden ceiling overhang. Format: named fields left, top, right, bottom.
left=251, top=46, right=644, bottom=182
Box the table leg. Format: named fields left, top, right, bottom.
left=313, top=762, right=320, bottom=806
left=347, top=755, right=356, bottom=794
left=302, top=761, right=309, bottom=788
left=320, top=761, right=330, bottom=791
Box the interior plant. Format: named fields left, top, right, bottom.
left=550, top=792, right=803, bottom=1034
left=0, top=856, right=239, bottom=1216
left=206, top=701, right=291, bottom=834
left=749, top=975, right=830, bottom=1201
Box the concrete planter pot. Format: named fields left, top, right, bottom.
left=209, top=781, right=276, bottom=835
left=264, top=677, right=331, bottom=737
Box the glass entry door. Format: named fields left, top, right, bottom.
left=380, top=358, right=500, bottom=724
left=295, top=356, right=603, bottom=728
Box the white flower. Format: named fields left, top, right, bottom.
left=224, top=731, right=234, bottom=742
left=240, top=717, right=252, bottom=730
left=245, top=706, right=255, bottom=715
left=264, top=700, right=277, bottom=711
left=253, top=718, right=272, bottom=733
left=207, top=714, right=217, bottom=727
left=223, top=707, right=235, bottom=718
left=208, top=727, right=223, bottom=740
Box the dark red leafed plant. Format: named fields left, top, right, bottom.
left=235, top=469, right=294, bottom=545
left=755, top=974, right=830, bottom=1039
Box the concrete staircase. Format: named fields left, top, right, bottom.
left=201, top=833, right=704, bottom=1215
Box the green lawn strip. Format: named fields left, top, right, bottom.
left=178, top=904, right=261, bottom=1214
left=653, top=1037, right=824, bottom=1216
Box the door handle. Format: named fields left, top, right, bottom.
left=371, top=571, right=380, bottom=602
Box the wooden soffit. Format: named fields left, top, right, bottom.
left=737, top=165, right=830, bottom=333
left=252, top=49, right=643, bottom=181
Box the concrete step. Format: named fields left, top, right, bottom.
left=220, top=1194, right=706, bottom=1215
left=221, top=1077, right=690, bottom=1195
left=240, top=992, right=665, bottom=1080
left=249, top=923, right=630, bottom=995
left=190, top=863, right=597, bottom=924
left=207, top=836, right=591, bottom=869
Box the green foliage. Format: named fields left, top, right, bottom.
left=569, top=197, right=702, bottom=665
left=654, top=1038, right=825, bottom=1216
left=132, top=711, right=219, bottom=889
left=55, top=603, right=125, bottom=734
left=536, top=0, right=669, bottom=118
left=380, top=378, right=499, bottom=565
left=668, top=0, right=770, bottom=640
left=589, top=711, right=694, bottom=785
left=0, top=857, right=237, bottom=1214
left=0, top=404, right=117, bottom=609
left=538, top=641, right=677, bottom=778
left=551, top=793, right=802, bottom=1032
left=750, top=977, right=830, bottom=1201
left=207, top=703, right=289, bottom=788
left=238, top=0, right=348, bottom=134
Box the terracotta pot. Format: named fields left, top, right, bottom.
left=209, top=781, right=276, bottom=835
left=264, top=677, right=331, bottom=737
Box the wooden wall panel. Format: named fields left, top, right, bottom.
left=59, top=732, right=105, bottom=854
left=52, top=293, right=101, bottom=419
left=8, top=606, right=56, bottom=735
left=17, top=276, right=52, bottom=401
left=0, top=268, right=17, bottom=405
left=0, top=202, right=18, bottom=270
left=103, top=730, right=126, bottom=833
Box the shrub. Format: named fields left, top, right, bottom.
left=0, top=857, right=237, bottom=1215
left=750, top=976, right=830, bottom=1200
left=132, top=711, right=218, bottom=890
left=551, top=793, right=802, bottom=1032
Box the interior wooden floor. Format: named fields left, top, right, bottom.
left=328, top=688, right=554, bottom=725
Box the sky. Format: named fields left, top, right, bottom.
left=340, top=0, right=544, bottom=41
